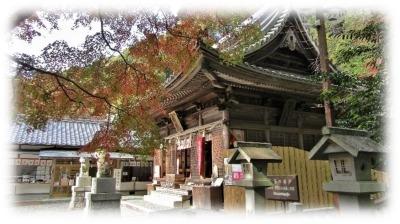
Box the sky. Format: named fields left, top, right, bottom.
left=10, top=16, right=98, bottom=56
left=9, top=6, right=182, bottom=57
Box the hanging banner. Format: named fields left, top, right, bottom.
left=177, top=135, right=192, bottom=150
left=196, top=136, right=205, bottom=177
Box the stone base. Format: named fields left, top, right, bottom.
left=69, top=190, right=86, bottom=209
left=91, top=177, right=116, bottom=194
left=85, top=192, right=122, bottom=215
left=77, top=176, right=92, bottom=187
left=68, top=175, right=92, bottom=209
left=323, top=181, right=385, bottom=194
left=336, top=193, right=375, bottom=212
left=245, top=188, right=267, bottom=214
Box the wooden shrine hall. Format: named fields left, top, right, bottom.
left=149, top=9, right=336, bottom=210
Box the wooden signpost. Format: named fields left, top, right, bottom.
left=266, top=175, right=300, bottom=202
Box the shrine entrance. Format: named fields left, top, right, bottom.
left=204, top=141, right=212, bottom=178
left=177, top=148, right=191, bottom=177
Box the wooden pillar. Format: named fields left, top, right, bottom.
left=159, top=149, right=164, bottom=178
left=49, top=159, right=56, bottom=196
left=222, top=110, right=230, bottom=149
left=264, top=108, right=271, bottom=142
left=198, top=111, right=203, bottom=126
left=297, top=114, right=304, bottom=149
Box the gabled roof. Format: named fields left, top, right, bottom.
left=227, top=141, right=282, bottom=164
left=243, top=9, right=318, bottom=58
left=161, top=44, right=322, bottom=109
left=11, top=118, right=104, bottom=147
left=309, top=127, right=384, bottom=160
left=159, top=9, right=329, bottom=111
left=217, top=8, right=318, bottom=63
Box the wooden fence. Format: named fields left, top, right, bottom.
left=224, top=146, right=334, bottom=212
left=265, top=146, right=333, bottom=210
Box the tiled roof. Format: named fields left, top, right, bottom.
left=218, top=8, right=290, bottom=54
left=11, top=119, right=104, bottom=147
left=309, top=127, right=384, bottom=160
left=243, top=9, right=290, bottom=54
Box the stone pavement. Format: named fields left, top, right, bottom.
left=10, top=194, right=71, bottom=206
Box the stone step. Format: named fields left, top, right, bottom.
left=155, top=186, right=191, bottom=196
left=121, top=197, right=173, bottom=214
left=143, top=194, right=190, bottom=208
left=179, top=184, right=193, bottom=191
left=150, top=190, right=191, bottom=201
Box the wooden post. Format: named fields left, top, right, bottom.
left=222, top=110, right=230, bottom=149
left=198, top=111, right=203, bottom=126
left=297, top=114, right=304, bottom=149
left=49, top=159, right=56, bottom=196
left=316, top=11, right=334, bottom=127
left=264, top=108, right=271, bottom=142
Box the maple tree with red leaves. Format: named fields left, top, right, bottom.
left=10, top=8, right=262, bottom=155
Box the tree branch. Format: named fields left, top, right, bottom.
left=12, top=56, right=125, bottom=113
left=160, top=11, right=197, bottom=41
left=98, top=13, right=146, bottom=76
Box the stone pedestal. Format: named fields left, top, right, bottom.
left=323, top=180, right=385, bottom=212
left=335, top=193, right=374, bottom=211
left=77, top=176, right=92, bottom=187
left=85, top=177, right=122, bottom=215
left=244, top=188, right=267, bottom=214
left=69, top=176, right=92, bottom=209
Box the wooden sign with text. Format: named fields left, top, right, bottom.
left=266, top=175, right=300, bottom=201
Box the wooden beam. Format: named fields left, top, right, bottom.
left=202, top=69, right=225, bottom=89
left=166, top=90, right=217, bottom=112
left=169, top=111, right=184, bottom=133
left=229, top=119, right=321, bottom=135
left=279, top=99, right=297, bottom=126
left=165, top=120, right=223, bottom=140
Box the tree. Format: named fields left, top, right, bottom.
left=312, top=11, right=385, bottom=142
left=10, top=8, right=261, bottom=154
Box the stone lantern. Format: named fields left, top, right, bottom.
left=227, top=141, right=282, bottom=214
left=309, top=127, right=385, bottom=211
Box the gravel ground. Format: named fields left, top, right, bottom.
left=12, top=201, right=84, bottom=216
left=11, top=195, right=227, bottom=218
left=12, top=200, right=148, bottom=217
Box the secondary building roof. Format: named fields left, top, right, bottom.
left=227, top=141, right=282, bottom=164
left=11, top=118, right=104, bottom=147
left=309, top=127, right=385, bottom=160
